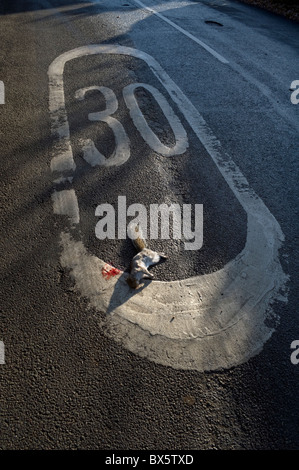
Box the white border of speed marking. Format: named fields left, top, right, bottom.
left=48, top=45, right=288, bottom=371
left=0, top=81, right=4, bottom=104
left=0, top=341, right=4, bottom=364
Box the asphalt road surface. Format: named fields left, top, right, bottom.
left=0, top=0, right=298, bottom=452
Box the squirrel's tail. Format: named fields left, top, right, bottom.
left=127, top=222, right=147, bottom=252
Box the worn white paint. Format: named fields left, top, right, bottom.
left=53, top=176, right=73, bottom=185
left=0, top=81, right=4, bottom=104
left=0, top=341, right=4, bottom=364
left=52, top=189, right=80, bottom=225
left=123, top=82, right=188, bottom=156
left=75, top=82, right=188, bottom=164
left=75, top=85, right=131, bottom=167
left=49, top=45, right=288, bottom=371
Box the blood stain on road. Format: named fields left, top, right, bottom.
left=102, top=264, right=122, bottom=280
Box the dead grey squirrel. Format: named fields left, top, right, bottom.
left=126, top=222, right=167, bottom=289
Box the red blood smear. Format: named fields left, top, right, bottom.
left=102, top=265, right=121, bottom=280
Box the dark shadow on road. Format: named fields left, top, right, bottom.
left=0, top=0, right=140, bottom=16
left=0, top=0, right=95, bottom=14
left=105, top=270, right=152, bottom=315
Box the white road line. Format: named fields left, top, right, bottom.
left=0, top=341, right=4, bottom=364
left=52, top=189, right=80, bottom=225
left=132, top=0, right=229, bottom=64
left=131, top=1, right=299, bottom=134
left=0, top=81, right=4, bottom=104
left=48, top=45, right=288, bottom=372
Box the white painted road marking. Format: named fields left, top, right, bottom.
left=74, top=82, right=188, bottom=166
left=132, top=0, right=229, bottom=64
left=75, top=85, right=131, bottom=167
left=130, top=0, right=299, bottom=134
left=0, top=81, right=4, bottom=104
left=123, top=83, right=188, bottom=156
left=52, top=189, right=80, bottom=225
left=48, top=45, right=288, bottom=371
left=0, top=342, right=4, bottom=364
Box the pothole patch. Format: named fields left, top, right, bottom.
left=205, top=20, right=223, bottom=26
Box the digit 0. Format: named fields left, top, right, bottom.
left=123, top=83, right=188, bottom=156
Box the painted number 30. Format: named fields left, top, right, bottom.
left=74, top=83, right=189, bottom=167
